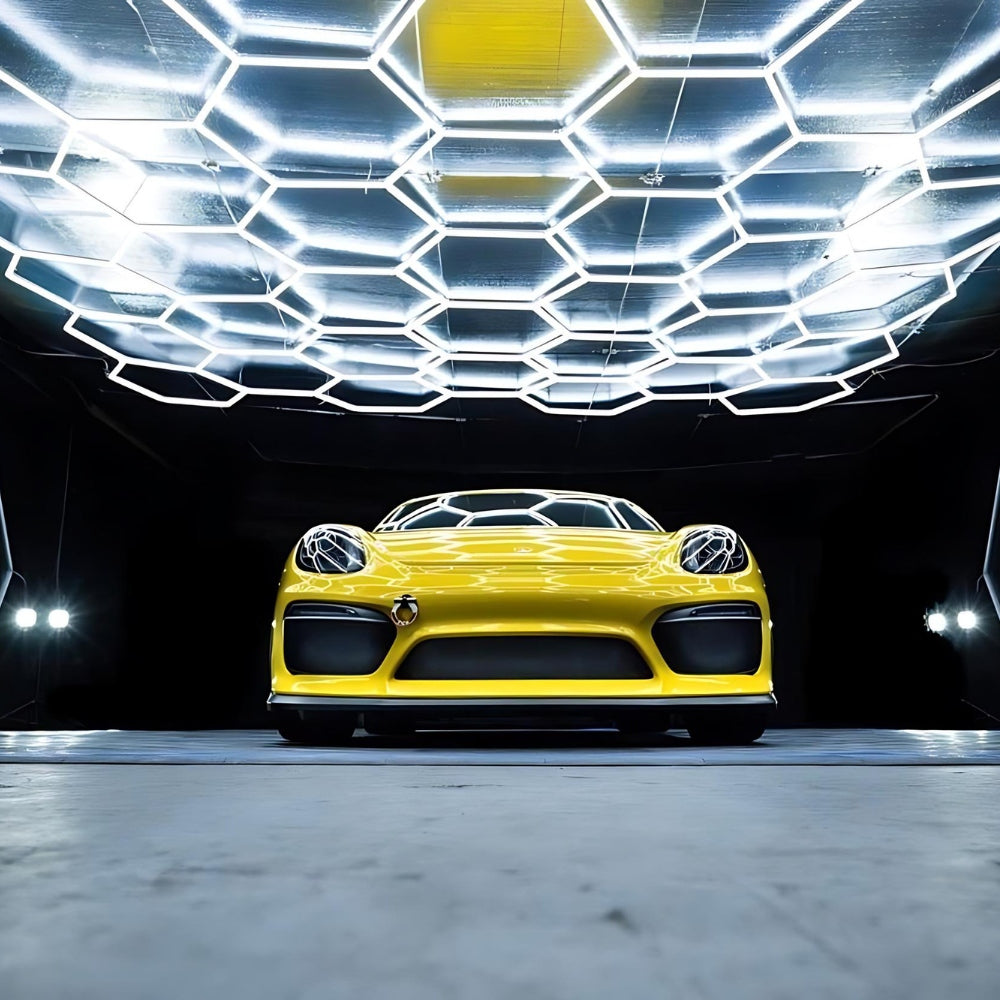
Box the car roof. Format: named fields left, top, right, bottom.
left=391, top=488, right=624, bottom=505
left=374, top=489, right=664, bottom=532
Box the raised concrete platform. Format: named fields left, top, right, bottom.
left=0, top=727, right=998, bottom=764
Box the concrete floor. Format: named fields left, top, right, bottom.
left=1, top=736, right=999, bottom=999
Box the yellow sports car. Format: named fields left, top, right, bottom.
left=269, top=489, right=774, bottom=744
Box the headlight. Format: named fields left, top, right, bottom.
left=679, top=526, right=748, bottom=575
left=296, top=526, right=367, bottom=574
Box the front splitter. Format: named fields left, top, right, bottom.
left=269, top=693, right=777, bottom=711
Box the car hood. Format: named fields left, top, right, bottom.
left=367, top=527, right=673, bottom=567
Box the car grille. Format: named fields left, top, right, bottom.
left=393, top=635, right=653, bottom=680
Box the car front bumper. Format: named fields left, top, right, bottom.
left=269, top=692, right=777, bottom=712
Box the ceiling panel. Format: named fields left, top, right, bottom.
left=0, top=0, right=998, bottom=415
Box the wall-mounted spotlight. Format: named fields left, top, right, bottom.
left=14, top=607, right=37, bottom=629
left=47, top=609, right=70, bottom=630
left=925, top=611, right=948, bottom=633
left=926, top=608, right=980, bottom=634
left=956, top=610, right=978, bottom=631
left=8, top=606, right=73, bottom=630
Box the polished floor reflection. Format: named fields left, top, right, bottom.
left=0, top=727, right=998, bottom=765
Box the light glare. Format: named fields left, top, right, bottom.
left=14, top=607, right=37, bottom=628
left=926, top=611, right=947, bottom=633
left=48, top=608, right=70, bottom=629
left=956, top=610, right=977, bottom=630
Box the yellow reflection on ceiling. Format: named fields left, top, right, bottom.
left=434, top=175, right=575, bottom=204
left=415, top=0, right=619, bottom=106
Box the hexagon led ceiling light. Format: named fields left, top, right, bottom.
left=1, top=0, right=999, bottom=415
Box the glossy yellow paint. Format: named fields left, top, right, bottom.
left=413, top=0, right=618, bottom=107
left=271, top=524, right=773, bottom=702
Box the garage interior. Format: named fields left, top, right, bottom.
left=2, top=1, right=1000, bottom=997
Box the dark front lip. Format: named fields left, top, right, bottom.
left=268, top=694, right=777, bottom=711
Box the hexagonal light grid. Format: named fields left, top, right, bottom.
left=0, top=0, right=999, bottom=415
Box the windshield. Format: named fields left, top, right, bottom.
left=375, top=491, right=662, bottom=532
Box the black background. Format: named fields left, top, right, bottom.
left=1, top=257, right=999, bottom=730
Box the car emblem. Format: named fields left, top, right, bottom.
left=391, top=594, right=419, bottom=627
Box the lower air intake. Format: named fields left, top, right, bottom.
left=653, top=602, right=763, bottom=675
left=394, top=636, right=653, bottom=680
left=283, top=602, right=395, bottom=675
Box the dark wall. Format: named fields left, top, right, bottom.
left=0, top=392, right=274, bottom=727
left=803, top=426, right=999, bottom=726
left=1, top=344, right=998, bottom=730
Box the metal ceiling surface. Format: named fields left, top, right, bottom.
left=0, top=0, right=999, bottom=415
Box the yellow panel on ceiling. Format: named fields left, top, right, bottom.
left=415, top=0, right=619, bottom=107
left=436, top=176, right=573, bottom=197
left=430, top=175, right=577, bottom=217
